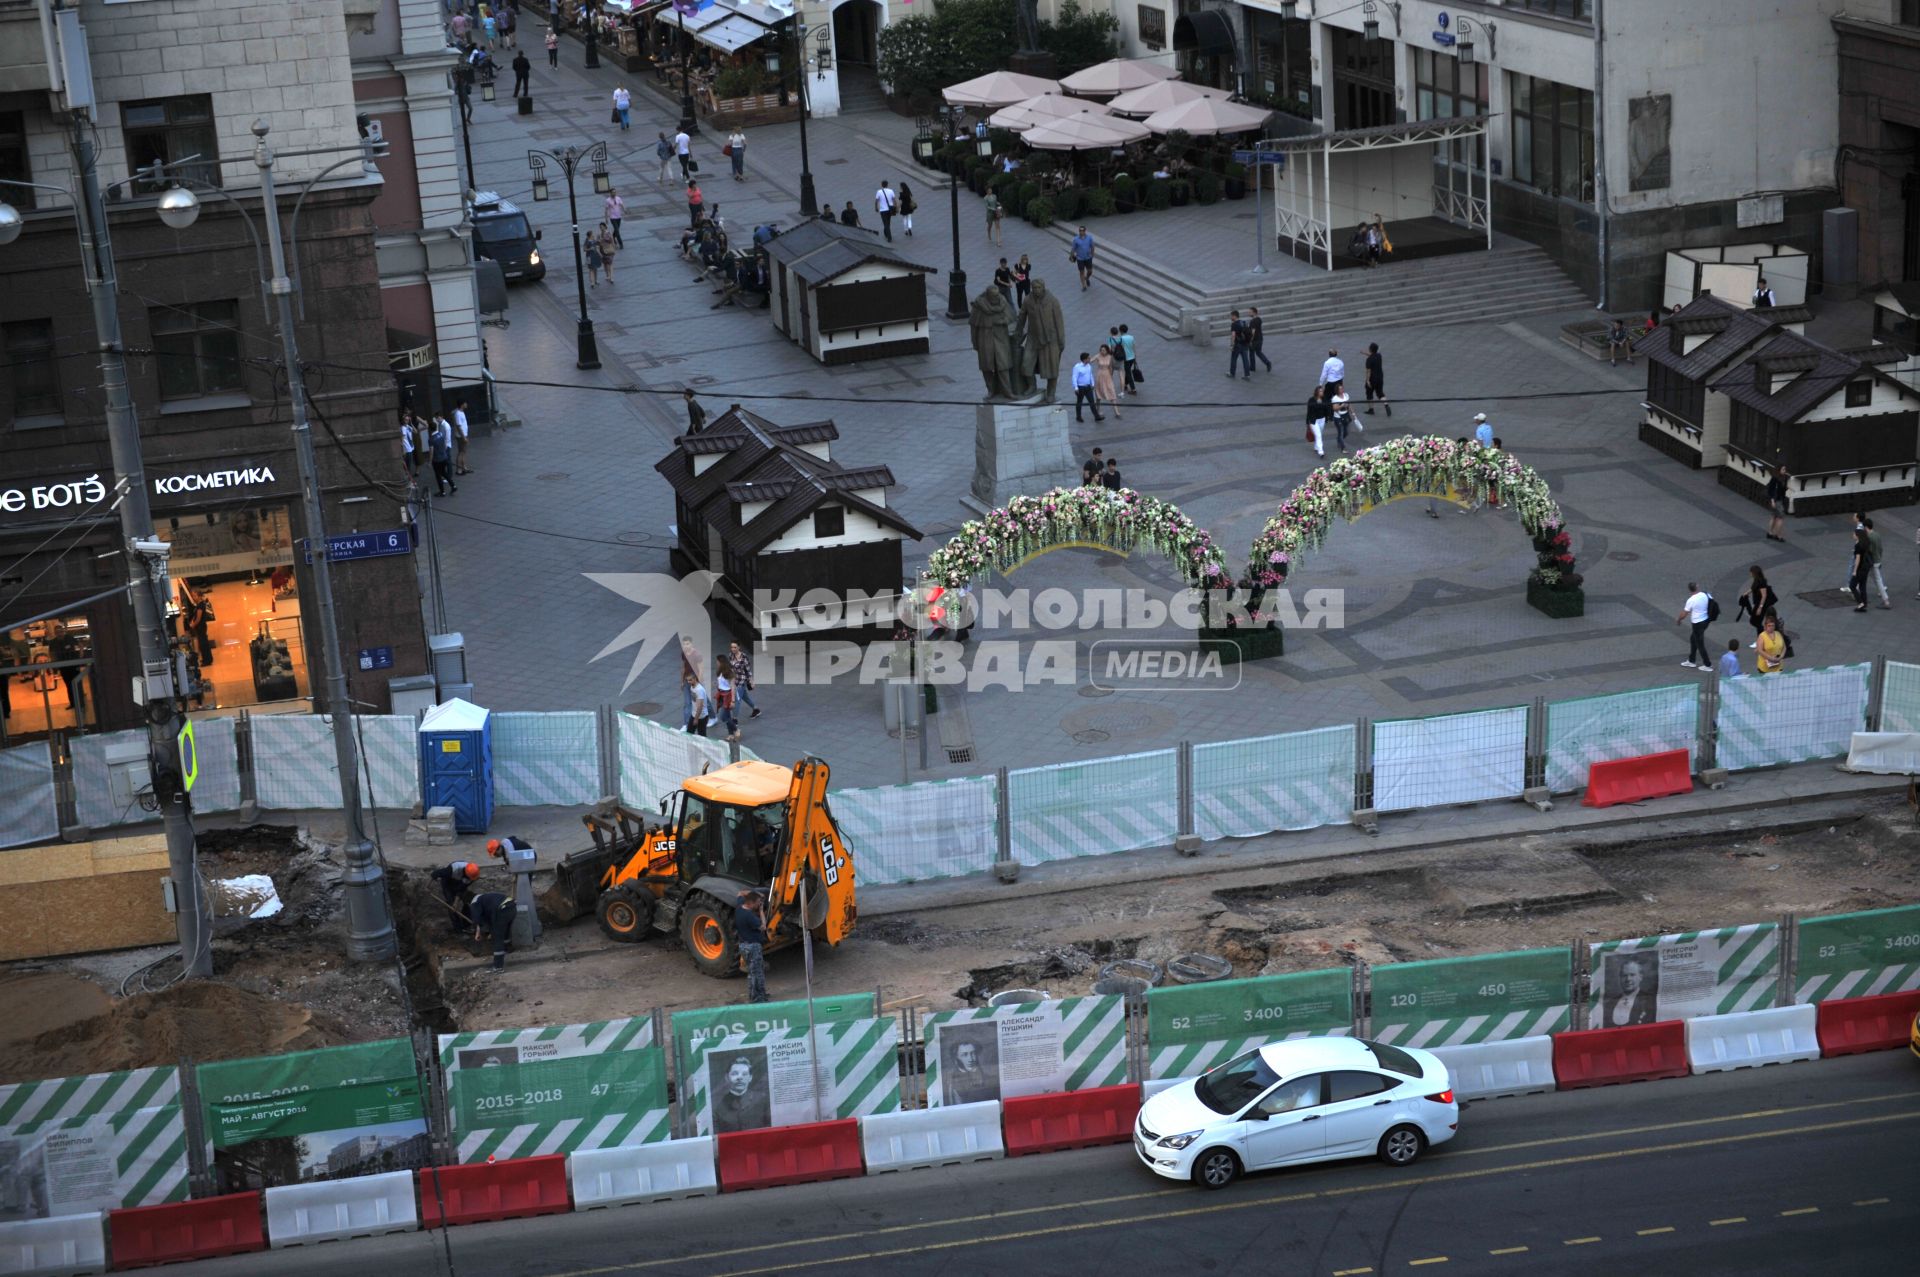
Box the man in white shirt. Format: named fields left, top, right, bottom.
left=399, top=415, right=417, bottom=477
left=453, top=400, right=472, bottom=476
left=874, top=180, right=897, bottom=242
left=1752, top=277, right=1775, bottom=308
left=674, top=129, right=691, bottom=178
left=1319, top=348, right=1344, bottom=392
left=612, top=85, right=631, bottom=131
left=1676, top=582, right=1713, bottom=669
left=1070, top=353, right=1103, bottom=423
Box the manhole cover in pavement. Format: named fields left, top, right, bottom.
left=623, top=702, right=664, bottom=716
left=1072, top=729, right=1112, bottom=744
left=1796, top=589, right=1866, bottom=610
left=617, top=531, right=653, bottom=545
left=537, top=472, right=569, bottom=481
left=1607, top=551, right=1639, bottom=562
left=1060, top=702, right=1179, bottom=741
left=1077, top=684, right=1114, bottom=698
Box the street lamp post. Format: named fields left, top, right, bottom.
left=792, top=14, right=816, bottom=216
left=673, top=0, right=697, bottom=135
left=529, top=143, right=610, bottom=370
left=939, top=105, right=968, bottom=319
left=143, top=120, right=398, bottom=962
left=584, top=0, right=601, bottom=70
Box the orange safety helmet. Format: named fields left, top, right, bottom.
left=486, top=839, right=504, bottom=858
left=463, top=862, right=481, bottom=881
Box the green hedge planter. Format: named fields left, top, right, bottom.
left=1526, top=579, right=1586, bottom=618
left=1198, top=626, right=1286, bottom=664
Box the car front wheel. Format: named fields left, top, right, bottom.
left=1191, top=1147, right=1241, bottom=1190
left=1377, top=1124, right=1425, bottom=1167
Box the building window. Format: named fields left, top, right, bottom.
left=0, top=111, right=32, bottom=211
left=1513, top=0, right=1593, bottom=18
left=1844, top=380, right=1872, bottom=408
left=1901, top=0, right=1919, bottom=25
left=812, top=506, right=845, bottom=539
left=1509, top=75, right=1594, bottom=203
left=1137, top=5, right=1165, bottom=51
left=3, top=319, right=61, bottom=421
left=150, top=301, right=243, bottom=401
left=123, top=96, right=219, bottom=191
left=1414, top=50, right=1488, bottom=168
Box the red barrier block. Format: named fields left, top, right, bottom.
left=1582, top=749, right=1693, bottom=808
left=108, top=1192, right=265, bottom=1269
left=1815, top=988, right=1920, bottom=1057
left=1551, top=1021, right=1690, bottom=1090
left=417, top=1154, right=571, bottom=1227
left=717, top=1119, right=864, bottom=1192
left=1002, top=1085, right=1142, bottom=1157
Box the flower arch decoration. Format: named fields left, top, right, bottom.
left=1246, top=436, right=1572, bottom=588
left=924, top=486, right=1229, bottom=590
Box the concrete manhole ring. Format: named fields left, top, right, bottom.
left=1071, top=728, right=1112, bottom=744
left=617, top=531, right=652, bottom=545
left=1061, top=702, right=1179, bottom=740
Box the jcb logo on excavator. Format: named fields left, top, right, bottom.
left=819, top=834, right=840, bottom=886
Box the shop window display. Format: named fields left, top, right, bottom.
left=159, top=506, right=310, bottom=710
left=0, top=616, right=93, bottom=743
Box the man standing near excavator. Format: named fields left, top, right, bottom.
left=735, top=890, right=769, bottom=1003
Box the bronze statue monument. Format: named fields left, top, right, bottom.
left=969, top=285, right=1037, bottom=401
left=1016, top=278, right=1066, bottom=402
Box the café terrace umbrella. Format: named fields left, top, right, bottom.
left=988, top=93, right=1111, bottom=132
left=1142, top=96, right=1275, bottom=137
left=1105, top=80, right=1229, bottom=120
left=1059, top=57, right=1179, bottom=99
left=943, top=70, right=1062, bottom=109
left=1020, top=110, right=1152, bottom=151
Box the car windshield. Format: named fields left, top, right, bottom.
left=1194, top=1050, right=1280, bottom=1115
left=474, top=217, right=530, bottom=247
left=1361, top=1040, right=1421, bottom=1078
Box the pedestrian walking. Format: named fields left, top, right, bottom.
left=735, top=891, right=769, bottom=1003
left=1716, top=639, right=1742, bottom=679
left=399, top=409, right=419, bottom=478
left=1363, top=342, right=1390, bottom=415
left=727, top=128, right=746, bottom=180
left=453, top=399, right=472, bottom=475
left=1102, top=458, right=1123, bottom=490
left=656, top=131, right=674, bottom=183
left=874, top=179, right=897, bottom=241
left=1227, top=310, right=1252, bottom=380
left=595, top=221, right=617, bottom=283
left=511, top=47, right=530, bottom=97
left=500, top=4, right=515, bottom=47
left=898, top=182, right=915, bottom=235
left=1677, top=582, right=1714, bottom=668
left=1850, top=528, right=1872, bottom=612
left=1737, top=565, right=1777, bottom=640
left=993, top=258, right=1014, bottom=307
left=984, top=191, right=1003, bottom=245
left=1082, top=446, right=1104, bottom=485
left=684, top=388, right=707, bottom=433
left=1071, top=352, right=1103, bottom=422
left=1330, top=388, right=1355, bottom=452
left=839, top=200, right=860, bottom=227
left=683, top=670, right=711, bottom=734
left=674, top=128, right=691, bottom=177
left=1093, top=344, right=1121, bottom=418
left=469, top=891, right=517, bottom=970
left=1607, top=317, right=1633, bottom=366
left=545, top=25, right=558, bottom=67
left=480, top=9, right=496, bottom=48
left=1305, top=385, right=1328, bottom=458
left=1248, top=306, right=1273, bottom=372
left=584, top=230, right=603, bottom=285
left=1117, top=324, right=1137, bottom=395
left=1474, top=412, right=1494, bottom=448
left=1863, top=516, right=1892, bottom=608
left=603, top=189, right=624, bottom=246
left=450, top=8, right=470, bottom=42
left=713, top=658, right=740, bottom=742
left=1070, top=226, right=1094, bottom=289
left=1318, top=348, right=1344, bottom=393
left=1013, top=254, right=1032, bottom=308
left=728, top=641, right=762, bottom=717
left=612, top=85, right=631, bottom=130
left=1756, top=613, right=1787, bottom=673
left=1764, top=465, right=1789, bottom=541
left=687, top=178, right=704, bottom=230
left=430, top=413, right=457, bottom=495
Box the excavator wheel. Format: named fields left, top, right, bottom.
left=596, top=885, right=653, bottom=943
left=681, top=894, right=741, bottom=978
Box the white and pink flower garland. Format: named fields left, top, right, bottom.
left=923, top=486, right=1229, bottom=590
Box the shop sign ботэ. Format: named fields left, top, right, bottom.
left=0, top=462, right=285, bottom=521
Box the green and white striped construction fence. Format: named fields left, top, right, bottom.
left=617, top=712, right=756, bottom=813
left=1792, top=904, right=1920, bottom=1005
left=1372, top=706, right=1527, bottom=813
left=1193, top=726, right=1354, bottom=840
left=683, top=1017, right=901, bottom=1137
left=1715, top=662, right=1870, bottom=772
left=1146, top=971, right=1353, bottom=1080
left=829, top=776, right=997, bottom=885
left=671, top=994, right=876, bottom=1102
left=1544, top=684, right=1696, bottom=794
left=490, top=711, right=602, bottom=808
left=923, top=995, right=1128, bottom=1105
left=251, top=714, right=419, bottom=810
left=0, top=740, right=59, bottom=849
left=1589, top=923, right=1779, bottom=1024
left=1007, top=750, right=1177, bottom=866
left=439, top=1017, right=666, bottom=1162
left=0, top=1066, right=188, bottom=1216
left=1368, top=949, right=1572, bottom=1047
left=1881, top=661, right=1920, bottom=734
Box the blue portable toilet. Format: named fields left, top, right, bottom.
left=418, top=698, right=493, bottom=833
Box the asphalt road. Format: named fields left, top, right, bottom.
left=182, top=1050, right=1917, bottom=1277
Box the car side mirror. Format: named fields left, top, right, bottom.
left=1243, top=1107, right=1268, bottom=1122
left=535, top=229, right=543, bottom=240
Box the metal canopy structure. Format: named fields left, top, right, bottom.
left=1259, top=115, right=1493, bottom=273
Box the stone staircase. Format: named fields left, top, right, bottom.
left=834, top=66, right=890, bottom=115
left=1050, top=232, right=1591, bottom=337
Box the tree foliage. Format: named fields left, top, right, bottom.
left=878, top=0, right=1119, bottom=102
left=1039, top=1, right=1120, bottom=77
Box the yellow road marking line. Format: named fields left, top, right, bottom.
left=1448, top=1090, right=1914, bottom=1160
left=1333, top=1268, right=1374, bottom=1275
left=1637, top=1227, right=1676, bottom=1236
left=1564, top=1237, right=1601, bottom=1245
left=1710, top=1217, right=1748, bottom=1227
left=1409, top=1260, right=1448, bottom=1268
left=1854, top=1198, right=1889, bottom=1206
left=1489, top=1246, right=1529, bottom=1255
left=1780, top=1207, right=1819, bottom=1217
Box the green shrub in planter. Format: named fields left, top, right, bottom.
left=1025, top=195, right=1055, bottom=228
left=1170, top=179, right=1192, bottom=207
left=1223, top=161, right=1247, bottom=200
left=940, top=141, right=969, bottom=172
left=991, top=171, right=1019, bottom=201
left=1014, top=180, right=1039, bottom=219
left=1053, top=187, right=1085, bottom=220
left=1082, top=187, right=1115, bottom=216
left=1111, top=173, right=1137, bottom=213
left=1144, top=179, right=1172, bottom=211
left=1195, top=173, right=1222, bottom=205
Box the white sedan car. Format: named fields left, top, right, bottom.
left=1135, top=1036, right=1459, bottom=1188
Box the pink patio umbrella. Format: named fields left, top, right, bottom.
left=943, top=70, right=1063, bottom=109
left=1105, top=80, right=1229, bottom=119
left=1059, top=57, right=1180, bottom=99
left=1020, top=110, right=1153, bottom=151
left=1141, top=96, right=1275, bottom=137
left=989, top=93, right=1112, bottom=131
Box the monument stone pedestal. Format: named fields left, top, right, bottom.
left=964, top=398, right=1078, bottom=514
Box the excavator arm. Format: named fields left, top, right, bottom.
left=768, top=755, right=857, bottom=946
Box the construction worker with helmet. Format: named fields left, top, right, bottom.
left=430, top=859, right=483, bottom=934
left=487, top=836, right=533, bottom=859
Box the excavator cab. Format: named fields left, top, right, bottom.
left=585, top=757, right=856, bottom=977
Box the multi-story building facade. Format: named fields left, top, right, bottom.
left=1834, top=1, right=1920, bottom=287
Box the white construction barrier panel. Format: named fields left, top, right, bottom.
left=1685, top=1005, right=1820, bottom=1075
left=1432, top=1036, right=1557, bottom=1101
left=264, top=1170, right=418, bottom=1247
left=860, top=1102, right=1004, bottom=1173
left=569, top=1137, right=717, bottom=1208
left=1843, top=731, right=1920, bottom=775
left=0, top=1210, right=107, bottom=1276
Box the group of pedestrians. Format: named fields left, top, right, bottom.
left=1301, top=346, right=1388, bottom=458
left=682, top=640, right=763, bottom=743
left=1226, top=308, right=1274, bottom=379
left=1679, top=573, right=1790, bottom=677
left=398, top=401, right=475, bottom=496
left=1080, top=447, right=1124, bottom=490
left=1069, top=325, right=1141, bottom=422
